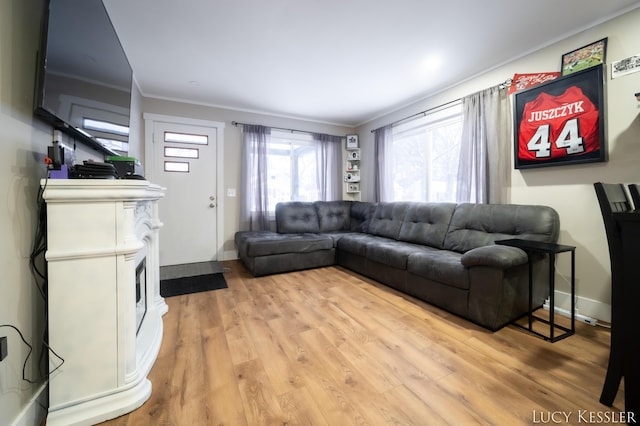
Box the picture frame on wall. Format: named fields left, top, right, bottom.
left=513, top=64, right=605, bottom=170
left=561, top=38, right=607, bottom=76
left=345, top=134, right=359, bottom=149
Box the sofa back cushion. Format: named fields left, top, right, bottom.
left=398, top=202, right=457, bottom=249
left=443, top=203, right=560, bottom=253
left=315, top=201, right=352, bottom=232
left=276, top=202, right=320, bottom=233
left=368, top=202, right=411, bottom=239
left=349, top=201, right=376, bottom=232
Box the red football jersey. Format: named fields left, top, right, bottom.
left=518, top=86, right=600, bottom=161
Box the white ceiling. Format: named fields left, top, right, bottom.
left=103, top=0, right=640, bottom=127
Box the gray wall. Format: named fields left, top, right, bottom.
left=0, top=1, right=143, bottom=423
left=1, top=0, right=52, bottom=423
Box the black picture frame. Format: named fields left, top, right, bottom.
left=513, top=64, right=606, bottom=170
left=561, top=38, right=607, bottom=76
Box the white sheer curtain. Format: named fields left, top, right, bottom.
left=313, top=133, right=342, bottom=200
left=456, top=86, right=511, bottom=204
left=239, top=124, right=271, bottom=231
left=373, top=124, right=393, bottom=202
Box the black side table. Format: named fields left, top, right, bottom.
left=495, top=238, right=576, bottom=342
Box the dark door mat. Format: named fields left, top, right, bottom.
left=160, top=273, right=227, bottom=297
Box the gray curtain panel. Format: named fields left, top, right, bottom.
left=313, top=133, right=342, bottom=201
left=240, top=124, right=271, bottom=231
left=373, top=124, right=393, bottom=202
left=457, top=85, right=511, bottom=204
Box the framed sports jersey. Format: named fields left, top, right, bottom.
left=513, top=64, right=605, bottom=169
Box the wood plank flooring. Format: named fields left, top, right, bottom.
left=99, top=260, right=625, bottom=425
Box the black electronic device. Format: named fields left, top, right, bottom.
left=106, top=156, right=144, bottom=179
left=70, top=161, right=118, bottom=179
left=34, top=0, right=132, bottom=156
left=46, top=130, right=64, bottom=170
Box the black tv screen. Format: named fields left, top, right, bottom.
left=35, top=0, right=132, bottom=156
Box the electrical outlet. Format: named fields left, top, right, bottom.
left=0, top=336, right=7, bottom=362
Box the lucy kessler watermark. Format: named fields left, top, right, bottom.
left=532, top=410, right=637, bottom=424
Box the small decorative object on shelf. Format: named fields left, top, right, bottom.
left=347, top=183, right=360, bottom=193
left=345, top=147, right=360, bottom=185
left=345, top=171, right=360, bottom=183
left=346, top=134, right=359, bottom=149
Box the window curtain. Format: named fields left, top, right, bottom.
left=239, top=124, right=271, bottom=231
left=373, top=124, right=393, bottom=202
left=456, top=85, right=511, bottom=204
left=313, top=133, right=342, bottom=200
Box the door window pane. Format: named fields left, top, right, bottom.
left=164, top=161, right=189, bottom=172
left=164, top=132, right=208, bottom=145
left=164, top=147, right=199, bottom=159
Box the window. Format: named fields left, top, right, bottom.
left=266, top=130, right=318, bottom=211
left=82, top=117, right=130, bottom=153
left=389, top=103, right=463, bottom=202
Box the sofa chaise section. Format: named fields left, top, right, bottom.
left=235, top=201, right=367, bottom=276
left=235, top=230, right=335, bottom=277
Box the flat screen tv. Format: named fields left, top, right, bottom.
left=34, top=0, right=132, bottom=156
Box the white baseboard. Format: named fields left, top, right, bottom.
left=543, top=290, right=611, bottom=325
left=11, top=382, right=48, bottom=426
left=223, top=250, right=238, bottom=261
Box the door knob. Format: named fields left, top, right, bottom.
left=209, top=203, right=216, bottom=208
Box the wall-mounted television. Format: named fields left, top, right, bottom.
left=34, top=0, right=132, bottom=156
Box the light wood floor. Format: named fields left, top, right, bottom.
left=99, top=260, right=624, bottom=425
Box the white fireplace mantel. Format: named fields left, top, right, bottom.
left=42, top=179, right=166, bottom=426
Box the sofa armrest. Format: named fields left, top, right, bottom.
left=461, top=245, right=528, bottom=269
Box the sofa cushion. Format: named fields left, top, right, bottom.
left=276, top=202, right=320, bottom=233
left=244, top=233, right=333, bottom=257
left=443, top=203, right=560, bottom=253
left=349, top=201, right=376, bottom=232
left=366, top=240, right=431, bottom=270
left=407, top=250, right=469, bottom=290
left=398, top=202, right=456, bottom=249
left=368, top=202, right=411, bottom=240
left=335, top=233, right=374, bottom=257
left=315, top=201, right=352, bottom=232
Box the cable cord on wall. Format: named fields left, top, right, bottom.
left=0, top=323, right=64, bottom=384
left=1, top=171, right=66, bottom=384
left=551, top=256, right=610, bottom=328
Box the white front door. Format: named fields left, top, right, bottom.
left=151, top=121, right=220, bottom=266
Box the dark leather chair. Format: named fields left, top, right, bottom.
left=593, top=183, right=632, bottom=408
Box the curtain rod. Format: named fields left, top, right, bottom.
left=370, top=77, right=513, bottom=133
left=232, top=121, right=344, bottom=139
left=370, top=98, right=461, bottom=133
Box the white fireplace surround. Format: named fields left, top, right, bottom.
left=43, top=179, right=166, bottom=425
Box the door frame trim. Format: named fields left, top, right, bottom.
left=143, top=112, right=226, bottom=261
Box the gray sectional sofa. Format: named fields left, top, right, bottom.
left=235, top=200, right=560, bottom=330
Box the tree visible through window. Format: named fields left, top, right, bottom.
left=390, top=103, right=462, bottom=202
left=266, top=130, right=318, bottom=211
